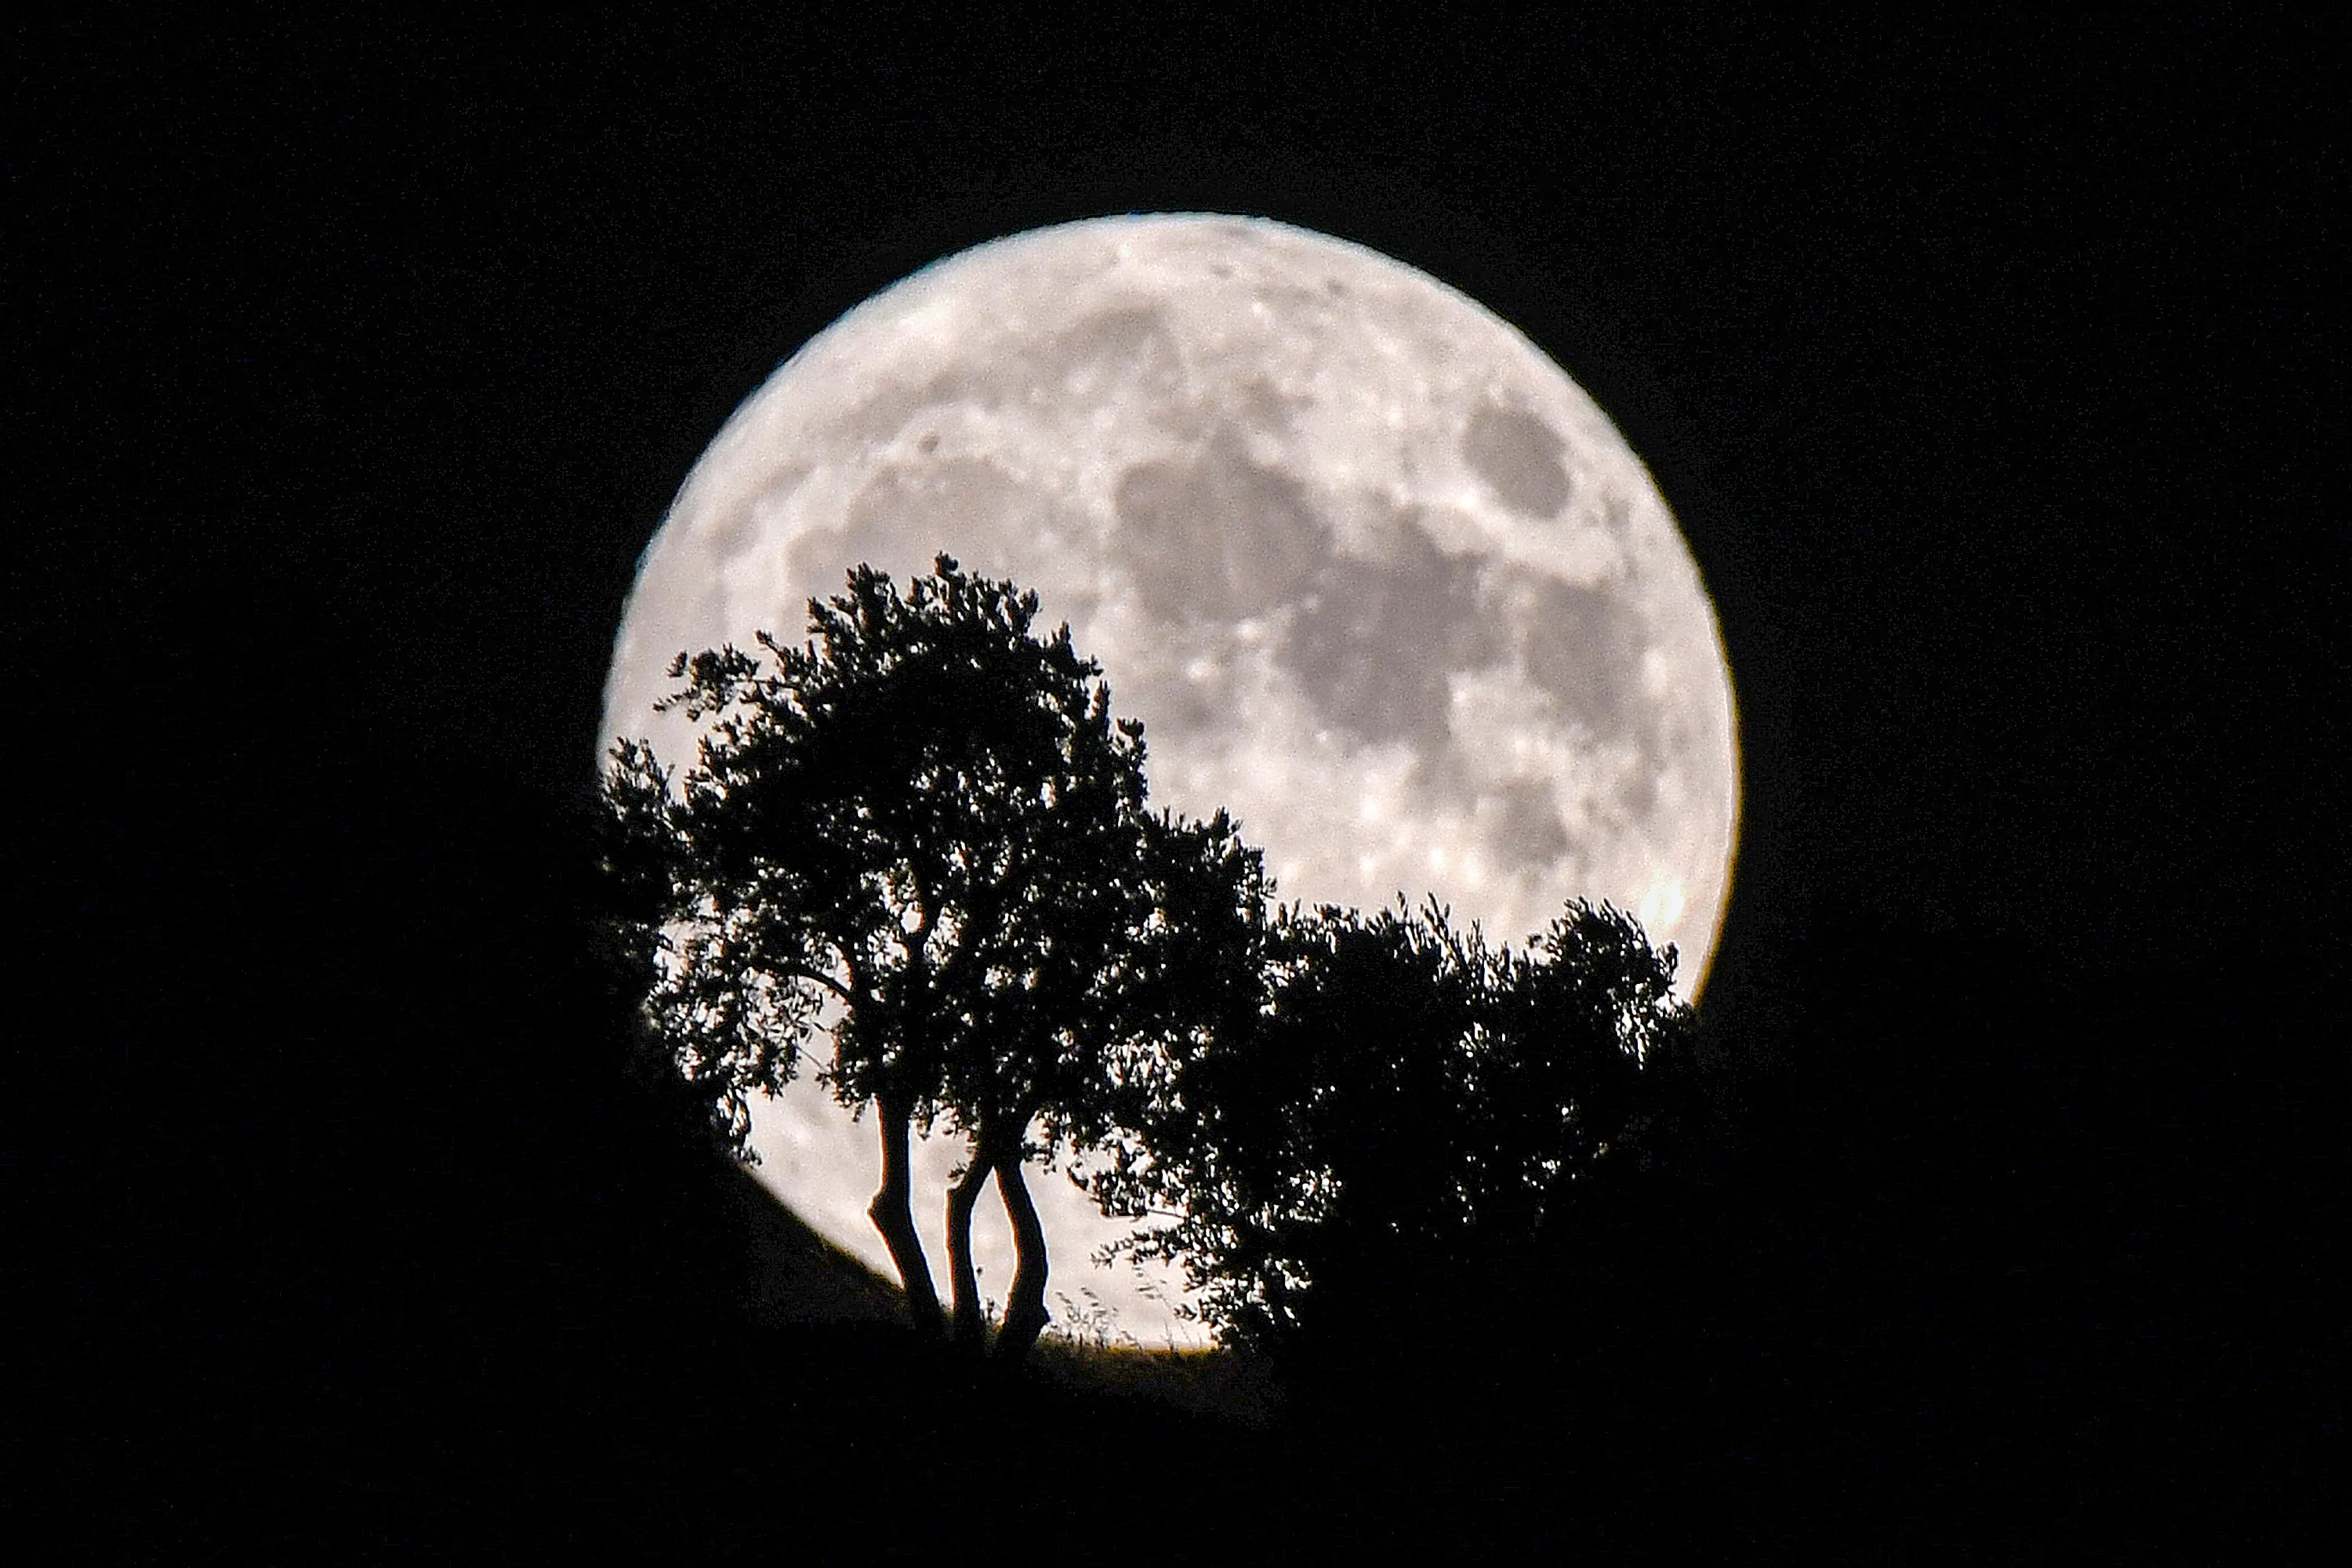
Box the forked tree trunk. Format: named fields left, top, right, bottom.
left=943, top=1146, right=994, bottom=1353
left=992, top=1149, right=1052, bottom=1363
left=868, top=1096, right=944, bottom=1338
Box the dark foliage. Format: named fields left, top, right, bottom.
left=1091, top=898, right=1697, bottom=1367
left=1261, top=913, right=2340, bottom=1558
left=597, top=556, right=1267, bottom=1356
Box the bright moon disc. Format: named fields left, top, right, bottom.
left=601, top=215, right=1739, bottom=1347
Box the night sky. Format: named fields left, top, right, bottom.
left=28, top=11, right=2339, bottom=1558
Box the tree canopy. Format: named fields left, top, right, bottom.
left=598, top=556, right=1266, bottom=1358
left=598, top=554, right=1697, bottom=1369
left=1084, top=898, right=1694, bottom=1358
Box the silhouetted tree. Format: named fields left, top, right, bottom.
left=600, top=557, right=1265, bottom=1359
left=1089, top=898, right=1692, bottom=1361
left=938, top=800, right=1269, bottom=1361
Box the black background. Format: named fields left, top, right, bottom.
left=25, top=9, right=2341, bottom=1559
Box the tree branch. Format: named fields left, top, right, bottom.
left=779, top=961, right=856, bottom=1004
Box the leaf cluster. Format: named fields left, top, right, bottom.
left=597, top=555, right=1267, bottom=1167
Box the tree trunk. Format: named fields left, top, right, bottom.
left=992, top=1149, right=1052, bottom=1363
left=868, top=1096, right=944, bottom=1338
left=943, top=1142, right=994, bottom=1354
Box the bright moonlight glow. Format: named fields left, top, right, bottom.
left=601, top=215, right=1739, bottom=1348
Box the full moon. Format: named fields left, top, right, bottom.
left=601, top=215, right=1738, bottom=1348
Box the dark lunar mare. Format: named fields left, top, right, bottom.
left=1279, top=520, right=1501, bottom=746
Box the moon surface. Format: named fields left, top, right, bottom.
left=601, top=215, right=1738, bottom=1347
